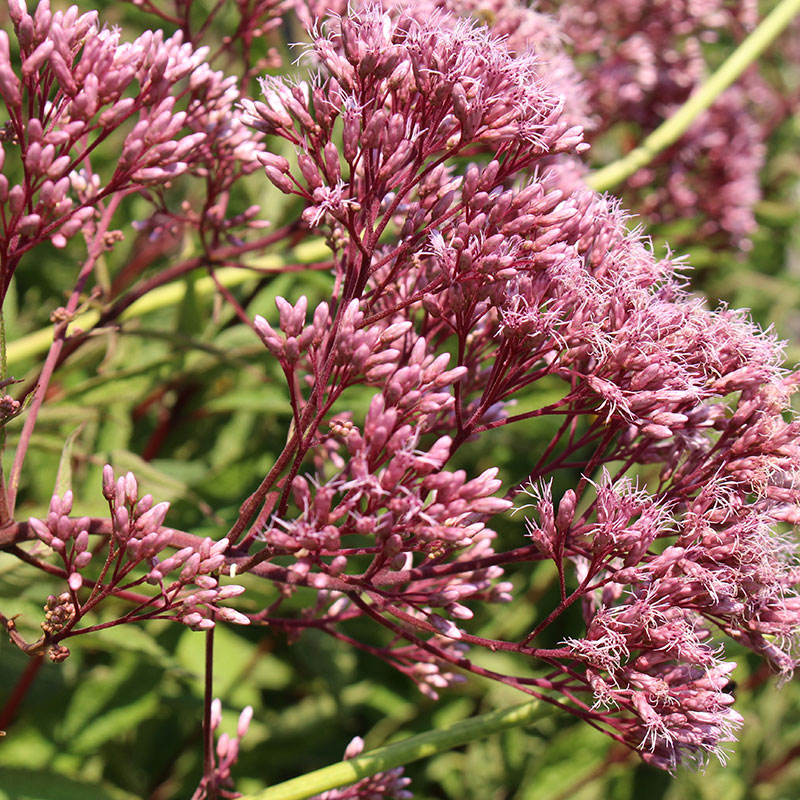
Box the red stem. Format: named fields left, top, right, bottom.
left=0, top=654, right=43, bottom=731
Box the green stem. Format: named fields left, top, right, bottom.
left=242, top=700, right=545, bottom=800
left=588, top=0, right=800, bottom=193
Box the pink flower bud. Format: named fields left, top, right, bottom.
left=181, top=552, right=201, bottom=579
left=74, top=530, right=89, bottom=553
left=263, top=166, right=296, bottom=194
left=210, top=698, right=222, bottom=730
left=215, top=585, right=246, bottom=600
left=102, top=465, right=115, bottom=500
left=216, top=607, right=250, bottom=625
left=237, top=705, right=253, bottom=738
left=182, top=612, right=204, bottom=628
left=28, top=517, right=53, bottom=544
left=344, top=736, right=364, bottom=760
left=114, top=506, right=130, bottom=539
left=22, top=39, right=54, bottom=78
left=136, top=501, right=170, bottom=533
left=8, top=185, right=25, bottom=215
left=74, top=551, right=92, bottom=569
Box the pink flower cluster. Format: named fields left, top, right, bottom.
left=191, top=699, right=255, bottom=800
left=27, top=467, right=249, bottom=646
left=0, top=0, right=267, bottom=298
left=3, top=0, right=798, bottom=789
left=237, top=6, right=800, bottom=770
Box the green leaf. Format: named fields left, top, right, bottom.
left=54, top=426, right=83, bottom=497
left=175, top=272, right=203, bottom=338
left=86, top=624, right=189, bottom=677
left=632, top=762, right=672, bottom=800
left=67, top=688, right=161, bottom=755
left=58, top=658, right=141, bottom=742
left=0, top=768, right=138, bottom=800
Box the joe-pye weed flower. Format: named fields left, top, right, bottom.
left=0, top=0, right=799, bottom=795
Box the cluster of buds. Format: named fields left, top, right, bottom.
left=0, top=0, right=269, bottom=293
left=235, top=3, right=800, bottom=773
left=29, top=490, right=93, bottom=592
left=242, top=6, right=585, bottom=269
left=41, top=591, right=76, bottom=637
left=100, top=466, right=249, bottom=630
left=2, top=0, right=798, bottom=787
left=25, top=467, right=249, bottom=650
left=536, top=0, right=769, bottom=243
left=191, top=699, right=255, bottom=800
left=102, top=466, right=173, bottom=561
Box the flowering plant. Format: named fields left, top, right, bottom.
left=0, top=0, right=799, bottom=797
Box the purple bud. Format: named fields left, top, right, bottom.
left=210, top=539, right=229, bottom=556
left=17, top=213, right=41, bottom=236
left=135, top=494, right=153, bottom=517
left=256, top=152, right=290, bottom=173
left=430, top=615, right=462, bottom=640
left=56, top=515, right=72, bottom=541
left=8, top=185, right=25, bottom=215
left=215, top=585, right=246, bottom=599
left=182, top=612, right=203, bottom=628
left=74, top=530, right=89, bottom=553
left=102, top=465, right=115, bottom=500
left=297, top=153, right=322, bottom=189
left=263, top=166, right=296, bottom=194
left=74, top=551, right=92, bottom=569
left=556, top=490, right=576, bottom=532
left=8, top=1, right=26, bottom=26
left=253, top=316, right=283, bottom=358
left=21, top=39, right=54, bottom=79
left=237, top=705, right=253, bottom=738
left=115, top=477, right=127, bottom=509
left=181, top=552, right=201, bottom=579
left=216, top=607, right=250, bottom=625
left=28, top=517, right=53, bottom=544
left=210, top=698, right=222, bottom=730
left=136, top=501, right=170, bottom=533
left=343, top=736, right=364, bottom=760
left=114, top=506, right=130, bottom=539
left=329, top=555, right=347, bottom=576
